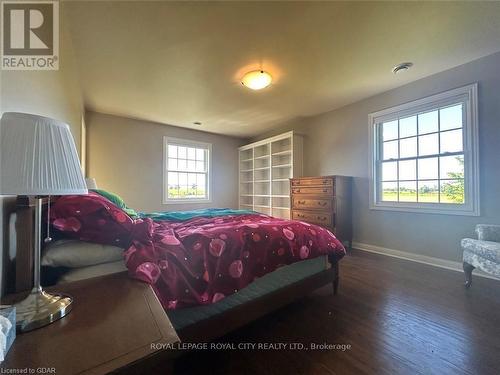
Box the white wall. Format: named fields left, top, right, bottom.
left=0, top=4, right=84, bottom=294
left=254, top=51, right=500, bottom=262
left=86, top=111, right=244, bottom=212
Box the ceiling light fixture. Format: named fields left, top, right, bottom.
left=241, top=70, right=272, bottom=90
left=392, top=62, right=413, bottom=74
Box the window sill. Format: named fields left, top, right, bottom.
left=163, top=199, right=211, bottom=205
left=369, top=202, right=479, bottom=216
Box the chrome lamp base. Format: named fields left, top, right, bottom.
left=15, top=288, right=73, bottom=332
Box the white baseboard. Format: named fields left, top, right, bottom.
left=352, top=241, right=500, bottom=281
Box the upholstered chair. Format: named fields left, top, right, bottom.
left=462, top=224, right=500, bottom=287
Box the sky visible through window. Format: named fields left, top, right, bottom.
left=380, top=104, right=464, bottom=204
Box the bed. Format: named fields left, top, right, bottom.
left=13, top=193, right=345, bottom=341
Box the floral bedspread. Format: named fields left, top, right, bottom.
left=50, top=193, right=346, bottom=309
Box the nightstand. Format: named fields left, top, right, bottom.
left=0, top=272, right=180, bottom=374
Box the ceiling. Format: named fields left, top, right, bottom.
left=65, top=1, right=500, bottom=138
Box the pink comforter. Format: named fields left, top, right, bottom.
left=50, top=193, right=345, bottom=309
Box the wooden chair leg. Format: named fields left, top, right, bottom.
left=463, top=261, right=475, bottom=288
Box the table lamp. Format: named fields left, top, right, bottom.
left=0, top=112, right=88, bottom=332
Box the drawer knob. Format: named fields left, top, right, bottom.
left=317, top=216, right=326, bottom=221
left=298, top=200, right=306, bottom=204
left=322, top=180, right=328, bottom=184
left=318, top=201, right=327, bottom=206
left=297, top=214, right=305, bottom=218
left=322, top=189, right=327, bottom=193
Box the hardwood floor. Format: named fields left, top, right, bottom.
left=172, top=249, right=500, bottom=375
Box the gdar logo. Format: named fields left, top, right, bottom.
left=1, top=1, right=59, bottom=70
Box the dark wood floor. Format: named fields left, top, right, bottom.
left=172, top=249, right=500, bottom=375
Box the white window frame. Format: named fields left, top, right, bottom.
left=163, top=137, right=212, bottom=204
left=368, top=83, right=479, bottom=216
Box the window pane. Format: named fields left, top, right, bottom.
left=382, top=182, right=398, bottom=201
left=440, top=155, right=464, bottom=179
left=197, top=174, right=206, bottom=197
left=440, top=129, right=463, bottom=153
left=399, top=159, right=416, bottom=181
left=187, top=173, right=197, bottom=196
left=178, top=159, right=187, bottom=171
left=178, top=147, right=187, bottom=159
left=418, top=110, right=438, bottom=134
left=168, top=172, right=179, bottom=198
left=418, top=157, right=438, bottom=180
left=168, top=171, right=178, bottom=185
left=196, top=160, right=204, bottom=172
left=418, top=133, right=439, bottom=156
left=400, top=137, right=417, bottom=158
left=440, top=104, right=462, bottom=131
left=418, top=180, right=439, bottom=203
left=187, top=147, right=196, bottom=160
left=196, top=148, right=205, bottom=161
left=187, top=160, right=196, bottom=171
left=382, top=161, right=397, bottom=181
left=399, top=116, right=417, bottom=138
left=383, top=140, right=398, bottom=160
left=440, top=179, right=464, bottom=203
left=168, top=158, right=177, bottom=170
left=179, top=172, right=188, bottom=186
left=382, top=120, right=398, bottom=141
left=399, top=181, right=417, bottom=202
left=168, top=145, right=177, bottom=158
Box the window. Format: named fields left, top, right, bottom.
left=369, top=84, right=479, bottom=216
left=163, top=137, right=211, bottom=203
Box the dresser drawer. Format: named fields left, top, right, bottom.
left=292, top=197, right=333, bottom=211
left=292, top=210, right=333, bottom=227
left=291, top=177, right=333, bottom=187
left=291, top=186, right=333, bottom=196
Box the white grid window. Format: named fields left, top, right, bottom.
left=163, top=137, right=211, bottom=203
left=369, top=84, right=479, bottom=216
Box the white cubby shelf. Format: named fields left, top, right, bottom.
left=238, top=131, right=303, bottom=219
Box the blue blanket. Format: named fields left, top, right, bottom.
left=139, top=208, right=256, bottom=222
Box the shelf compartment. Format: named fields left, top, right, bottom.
left=240, top=195, right=253, bottom=206
left=255, top=207, right=271, bottom=216
left=254, top=196, right=270, bottom=207
left=272, top=166, right=292, bottom=180
left=272, top=207, right=290, bottom=219
left=239, top=148, right=253, bottom=161
left=254, top=168, right=270, bottom=182
left=271, top=137, right=291, bottom=154
left=254, top=144, right=270, bottom=158
left=254, top=182, right=270, bottom=196
left=272, top=153, right=291, bottom=167
left=272, top=196, right=290, bottom=209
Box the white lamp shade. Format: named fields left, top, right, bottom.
left=0, top=112, right=88, bottom=195
left=85, top=178, right=98, bottom=189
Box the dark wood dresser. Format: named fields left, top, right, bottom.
left=290, top=176, right=352, bottom=248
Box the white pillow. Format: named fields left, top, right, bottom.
left=58, top=261, right=127, bottom=284
left=42, top=240, right=124, bottom=268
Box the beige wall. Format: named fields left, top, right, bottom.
left=254, top=51, right=500, bottom=263
left=86, top=111, right=244, bottom=212
left=0, top=4, right=84, bottom=294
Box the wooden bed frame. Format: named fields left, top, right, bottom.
left=12, top=195, right=340, bottom=343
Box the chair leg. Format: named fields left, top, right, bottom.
left=463, top=261, right=475, bottom=288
